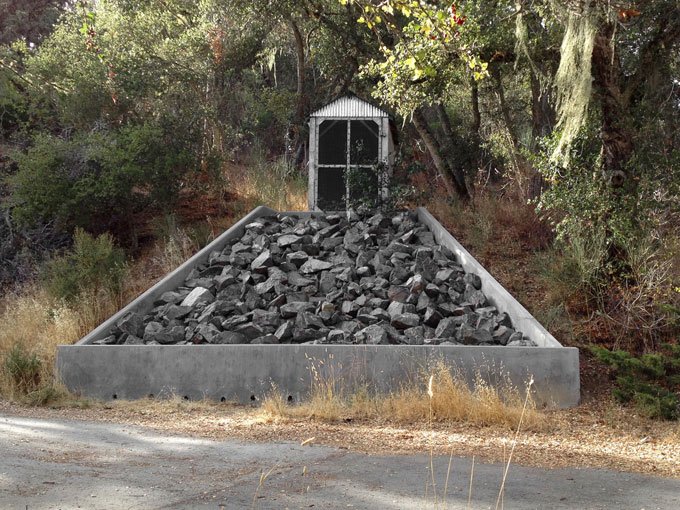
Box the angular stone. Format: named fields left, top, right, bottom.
left=214, top=331, right=248, bottom=344
left=181, top=287, right=214, bottom=308
left=221, top=315, right=249, bottom=330
left=435, top=317, right=463, bottom=338
left=458, top=323, right=492, bottom=345
left=124, top=335, right=144, bottom=345
left=234, top=322, right=264, bottom=340
left=252, top=309, right=281, bottom=328
left=280, top=302, right=316, bottom=318
left=277, top=234, right=301, bottom=248
left=391, top=312, right=420, bottom=329
left=286, top=251, right=309, bottom=268
left=274, top=320, right=295, bottom=341
left=464, top=272, right=482, bottom=290
left=387, top=301, right=404, bottom=318
left=341, top=300, right=360, bottom=317
left=251, top=334, right=279, bottom=344
left=300, top=258, right=334, bottom=274
left=251, top=249, right=273, bottom=274
left=434, top=268, right=455, bottom=285
left=404, top=326, right=425, bottom=345
left=327, top=329, right=347, bottom=343
left=370, top=308, right=391, bottom=323
left=387, top=285, right=409, bottom=303
left=295, top=311, right=324, bottom=330
left=318, top=271, right=337, bottom=294
left=143, top=321, right=163, bottom=342
left=423, top=307, right=442, bottom=327
left=359, top=324, right=389, bottom=345
left=117, top=312, right=145, bottom=338
left=407, top=274, right=425, bottom=293
left=493, top=326, right=514, bottom=345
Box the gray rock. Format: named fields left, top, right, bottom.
left=181, top=287, right=214, bottom=307
left=464, top=272, right=482, bottom=290
left=391, top=312, right=420, bottom=329
left=295, top=311, right=324, bottom=330
left=252, top=309, right=281, bottom=328
left=492, top=326, right=514, bottom=345
left=214, top=331, right=248, bottom=344
left=286, top=251, right=309, bottom=267
left=280, top=302, right=316, bottom=318
left=251, top=334, right=279, bottom=344
left=435, top=317, right=463, bottom=338
left=458, top=323, right=493, bottom=345
left=300, top=258, right=334, bottom=274
left=143, top=321, right=163, bottom=342
left=359, top=324, right=389, bottom=345
left=387, top=285, right=409, bottom=303
left=277, top=234, right=301, bottom=248
left=423, top=307, right=442, bottom=327
left=251, top=249, right=273, bottom=274
left=274, top=321, right=295, bottom=341
left=234, top=322, right=264, bottom=340
left=117, top=312, right=145, bottom=338
left=124, top=335, right=144, bottom=345
left=404, top=326, right=425, bottom=345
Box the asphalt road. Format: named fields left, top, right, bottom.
left=1, top=415, right=678, bottom=510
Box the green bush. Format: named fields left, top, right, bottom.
left=592, top=344, right=680, bottom=420
left=5, top=123, right=196, bottom=233
left=42, top=228, right=127, bottom=302
left=3, top=342, right=43, bottom=394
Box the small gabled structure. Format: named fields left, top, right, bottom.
left=308, top=93, right=395, bottom=210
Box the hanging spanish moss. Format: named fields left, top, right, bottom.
left=551, top=2, right=598, bottom=164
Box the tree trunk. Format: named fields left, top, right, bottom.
left=470, top=78, right=481, bottom=133
left=412, top=108, right=469, bottom=200
left=591, top=22, right=634, bottom=190
left=490, top=64, right=519, bottom=150
left=529, top=69, right=555, bottom=146
left=290, top=18, right=306, bottom=124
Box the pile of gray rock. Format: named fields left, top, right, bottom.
left=97, top=211, right=536, bottom=347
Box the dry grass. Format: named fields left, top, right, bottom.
left=0, top=286, right=121, bottom=400
left=223, top=157, right=307, bottom=214
left=262, top=362, right=546, bottom=432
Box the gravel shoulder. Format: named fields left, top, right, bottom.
left=1, top=397, right=678, bottom=480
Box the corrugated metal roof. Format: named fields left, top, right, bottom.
left=311, top=94, right=388, bottom=118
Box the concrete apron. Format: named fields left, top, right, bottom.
left=56, top=206, right=579, bottom=408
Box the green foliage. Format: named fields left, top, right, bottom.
left=346, top=161, right=429, bottom=213
left=3, top=342, right=42, bottom=394
left=42, top=228, right=127, bottom=303
left=592, top=345, right=680, bottom=420
left=6, top=123, right=195, bottom=232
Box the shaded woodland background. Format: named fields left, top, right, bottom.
left=1, top=0, right=679, bottom=416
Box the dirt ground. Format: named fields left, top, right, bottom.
left=2, top=370, right=678, bottom=481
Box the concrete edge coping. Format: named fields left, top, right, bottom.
left=76, top=205, right=277, bottom=345
left=416, top=207, right=563, bottom=348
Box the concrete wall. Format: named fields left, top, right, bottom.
left=56, top=344, right=579, bottom=407
left=58, top=206, right=579, bottom=407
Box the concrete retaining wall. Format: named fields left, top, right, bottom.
left=57, top=207, right=580, bottom=407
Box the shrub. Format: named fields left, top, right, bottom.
left=3, top=342, right=42, bottom=394
left=5, top=123, right=196, bottom=234
left=592, top=344, right=680, bottom=420
left=42, top=228, right=127, bottom=303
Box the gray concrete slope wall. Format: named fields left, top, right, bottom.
left=58, top=206, right=579, bottom=407
left=56, top=344, right=579, bottom=407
